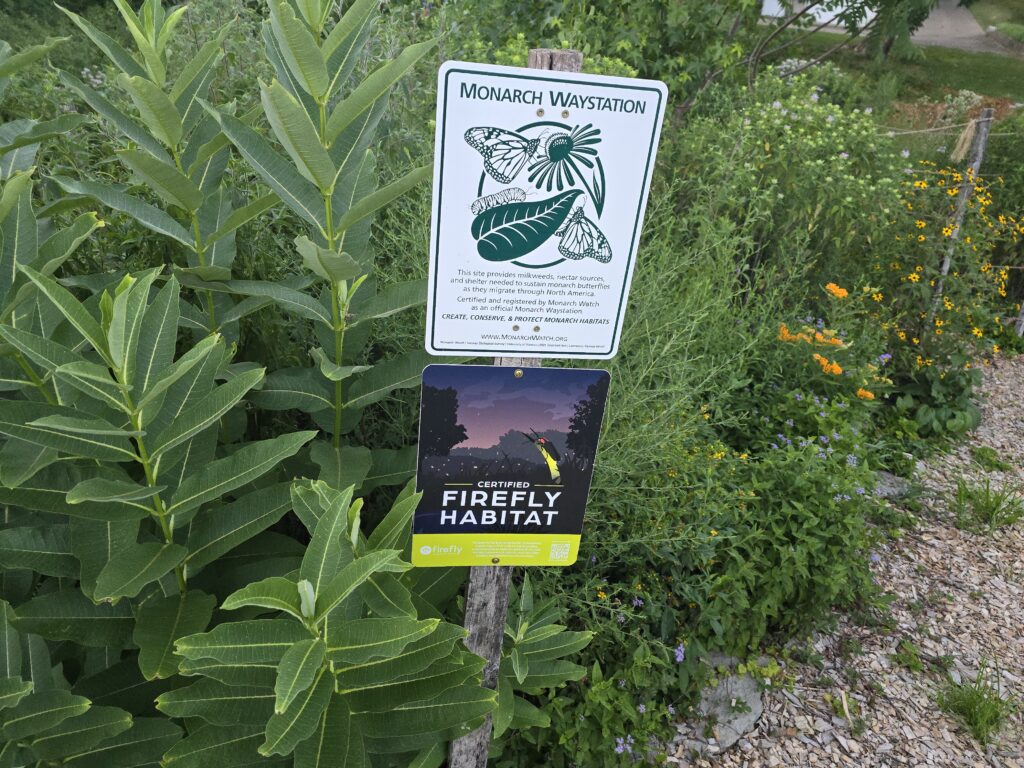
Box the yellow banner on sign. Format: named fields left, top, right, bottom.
left=412, top=533, right=580, bottom=567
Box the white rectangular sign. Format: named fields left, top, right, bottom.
left=425, top=61, right=668, bottom=359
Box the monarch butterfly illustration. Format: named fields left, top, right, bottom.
left=555, top=207, right=612, bottom=263
left=470, top=187, right=527, bottom=214
left=464, top=127, right=540, bottom=183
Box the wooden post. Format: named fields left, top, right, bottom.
left=448, top=48, right=582, bottom=768
left=929, top=107, right=994, bottom=325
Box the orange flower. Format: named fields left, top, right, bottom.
left=824, top=282, right=849, bottom=299
left=812, top=353, right=843, bottom=376
left=856, top=388, right=875, bottom=400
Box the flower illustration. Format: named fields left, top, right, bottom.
left=528, top=124, right=604, bottom=213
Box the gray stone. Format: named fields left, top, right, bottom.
left=696, top=672, right=764, bottom=750
left=874, top=471, right=913, bottom=500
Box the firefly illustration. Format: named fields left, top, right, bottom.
left=520, top=429, right=561, bottom=482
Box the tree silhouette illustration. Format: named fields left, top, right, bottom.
left=421, top=385, right=468, bottom=456
left=567, top=377, right=610, bottom=459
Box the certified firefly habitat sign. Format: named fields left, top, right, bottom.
left=425, top=61, right=668, bottom=359
left=412, top=365, right=610, bottom=567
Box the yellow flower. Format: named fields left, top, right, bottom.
left=597, top=590, right=607, bottom=599
left=993, top=345, right=1000, bottom=354
left=710, top=530, right=718, bottom=537
left=912, top=337, right=920, bottom=344
left=856, top=388, right=875, bottom=400
left=872, top=292, right=883, bottom=302
left=824, top=282, right=849, bottom=299
left=917, top=235, right=925, bottom=242
left=972, top=327, right=983, bottom=338
left=907, top=273, right=920, bottom=282
left=913, top=180, right=928, bottom=189
left=915, top=220, right=926, bottom=229
left=941, top=226, right=953, bottom=237
left=897, top=331, right=906, bottom=340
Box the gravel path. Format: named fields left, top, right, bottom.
left=670, top=355, right=1024, bottom=767
left=911, top=0, right=1010, bottom=55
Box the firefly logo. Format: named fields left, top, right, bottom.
left=419, top=544, right=462, bottom=556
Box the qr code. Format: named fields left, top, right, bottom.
left=548, top=542, right=572, bottom=562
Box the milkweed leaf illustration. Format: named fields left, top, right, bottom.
left=471, top=190, right=582, bottom=262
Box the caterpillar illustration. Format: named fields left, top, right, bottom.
left=471, top=187, right=527, bottom=214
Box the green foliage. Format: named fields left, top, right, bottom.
left=950, top=477, right=1024, bottom=533
left=937, top=660, right=1017, bottom=745
left=970, top=445, right=1011, bottom=472
left=891, top=639, right=924, bottom=672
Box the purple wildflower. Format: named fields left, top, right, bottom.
left=638, top=703, right=646, bottom=714
left=901, top=149, right=910, bottom=158
left=846, top=454, right=858, bottom=467
left=674, top=644, right=686, bottom=663
left=839, top=151, right=849, bottom=160
left=632, top=596, right=644, bottom=608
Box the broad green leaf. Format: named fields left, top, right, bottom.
left=309, top=349, right=368, bottom=382
left=118, top=149, right=202, bottom=211
left=157, top=679, right=274, bottom=725
left=262, top=80, right=335, bottom=191
left=268, top=1, right=329, bottom=99
left=367, top=488, right=420, bottom=551
left=134, top=590, right=216, bottom=680
left=274, top=637, right=324, bottom=714
left=221, top=577, right=303, bottom=620
left=110, top=0, right=164, bottom=86
left=206, top=107, right=326, bottom=231
left=0, top=38, right=67, bottom=78
left=0, top=326, right=82, bottom=375
left=520, top=629, right=593, bottom=661
left=0, top=402, right=136, bottom=461
left=0, top=677, right=32, bottom=711
left=0, top=187, right=35, bottom=316
left=223, top=280, right=331, bottom=324
left=345, top=349, right=438, bottom=410
left=28, top=706, right=132, bottom=761
left=170, top=26, right=230, bottom=127
left=184, top=483, right=291, bottom=573
left=336, top=165, right=429, bottom=233
left=161, top=723, right=263, bottom=768
left=51, top=176, right=193, bottom=247
left=0, top=439, right=56, bottom=489
left=251, top=368, right=332, bottom=414
left=70, top=517, right=140, bottom=600
left=310, top=442, right=370, bottom=490
left=58, top=72, right=167, bottom=160
left=108, top=269, right=159, bottom=384
left=362, top=446, right=417, bottom=492
left=492, top=676, right=514, bottom=739
left=149, top=368, right=265, bottom=460
left=117, top=75, right=181, bottom=147
left=134, top=276, right=179, bottom=398
left=67, top=478, right=161, bottom=505
left=0, top=526, right=76, bottom=577
left=355, top=684, right=495, bottom=739
left=176, top=619, right=312, bottom=664
left=359, top=573, right=415, bottom=618
left=53, top=361, right=127, bottom=413
left=178, top=657, right=277, bottom=689
left=407, top=742, right=446, bottom=768
left=507, top=659, right=586, bottom=689
left=0, top=170, right=32, bottom=223
left=350, top=279, right=426, bottom=325
left=0, top=603, right=21, bottom=679
left=93, top=543, right=187, bottom=601
left=326, top=618, right=438, bottom=664
left=333, top=623, right=466, bottom=691
left=510, top=695, right=550, bottom=728
left=62, top=717, right=181, bottom=768
left=294, top=695, right=368, bottom=768
left=296, top=236, right=361, bottom=282
left=511, top=647, right=528, bottom=684
left=34, top=211, right=105, bottom=276
left=344, top=655, right=482, bottom=714
left=205, top=193, right=279, bottom=248
left=167, top=431, right=316, bottom=517
left=322, top=0, right=376, bottom=83
left=260, top=667, right=332, bottom=756
left=22, top=633, right=53, bottom=693
left=1, top=689, right=90, bottom=741
left=0, top=472, right=147, bottom=523
left=325, top=39, right=436, bottom=147
left=0, top=114, right=88, bottom=155
left=315, top=550, right=407, bottom=621
left=300, top=484, right=354, bottom=595
left=57, top=6, right=146, bottom=77
left=18, top=264, right=109, bottom=359
left=136, top=332, right=220, bottom=413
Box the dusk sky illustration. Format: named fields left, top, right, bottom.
left=422, top=365, right=608, bottom=449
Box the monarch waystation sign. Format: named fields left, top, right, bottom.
left=425, top=61, right=668, bottom=359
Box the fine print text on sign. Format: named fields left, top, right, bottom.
left=426, top=61, right=668, bottom=359
left=412, top=365, right=610, bottom=567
